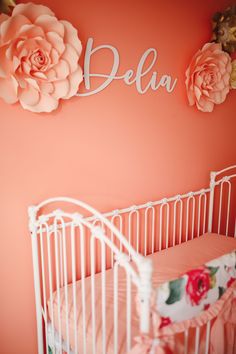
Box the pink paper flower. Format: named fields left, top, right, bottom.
left=185, top=43, right=232, bottom=112
left=0, top=3, right=83, bottom=112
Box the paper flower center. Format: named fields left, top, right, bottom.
left=29, top=49, right=49, bottom=71
left=203, top=71, right=215, bottom=87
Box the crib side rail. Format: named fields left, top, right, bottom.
left=33, top=166, right=235, bottom=263
left=94, top=164, right=236, bottom=255
left=29, top=200, right=152, bottom=354
left=37, top=188, right=211, bottom=257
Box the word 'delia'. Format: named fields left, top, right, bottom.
left=77, top=38, right=178, bottom=96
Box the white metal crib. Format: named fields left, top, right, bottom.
left=29, top=165, right=236, bottom=354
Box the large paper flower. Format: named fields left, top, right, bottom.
left=230, top=59, right=236, bottom=89
left=0, top=3, right=83, bottom=112
left=212, top=5, right=236, bottom=54
left=185, top=43, right=232, bottom=112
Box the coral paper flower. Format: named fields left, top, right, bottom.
left=185, top=43, right=232, bottom=112
left=0, top=3, right=83, bottom=112
left=230, top=60, right=236, bottom=89
left=186, top=268, right=210, bottom=305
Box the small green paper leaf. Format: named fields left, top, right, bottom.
left=208, top=266, right=219, bottom=277
left=166, top=278, right=185, bottom=305
left=48, top=346, right=53, bottom=354
left=218, top=286, right=225, bottom=298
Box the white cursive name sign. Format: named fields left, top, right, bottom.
left=77, top=38, right=178, bottom=97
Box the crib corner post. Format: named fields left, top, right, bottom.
left=28, top=206, right=44, bottom=354
left=138, top=257, right=153, bottom=334
left=208, top=171, right=216, bottom=233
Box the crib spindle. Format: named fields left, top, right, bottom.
left=59, top=229, right=63, bottom=289
left=46, top=224, right=55, bottom=354
left=113, top=263, right=119, bottom=354
left=225, top=181, right=231, bottom=236
left=217, top=181, right=224, bottom=234
left=61, top=218, right=70, bottom=354
left=111, top=213, right=123, bottom=266
left=217, top=179, right=231, bottom=235
left=90, top=235, right=97, bottom=354
left=128, top=208, right=140, bottom=255
left=71, top=224, right=78, bottom=354
left=197, top=192, right=207, bottom=237
left=173, top=197, right=183, bottom=246
left=79, top=223, right=87, bottom=354
left=126, top=271, right=132, bottom=352
left=39, top=223, right=49, bottom=354
left=205, top=321, right=211, bottom=354
left=186, top=194, right=195, bottom=241
left=159, top=200, right=169, bottom=250
left=54, top=219, right=63, bottom=354
left=144, top=205, right=155, bottom=256
left=101, top=239, right=107, bottom=354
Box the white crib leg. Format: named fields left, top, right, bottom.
left=29, top=206, right=44, bottom=354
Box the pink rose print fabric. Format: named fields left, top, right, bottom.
left=130, top=250, right=236, bottom=354
left=155, top=249, right=236, bottom=323
left=0, top=3, right=83, bottom=112
left=185, top=267, right=211, bottom=305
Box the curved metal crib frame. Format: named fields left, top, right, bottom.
left=29, top=165, right=236, bottom=354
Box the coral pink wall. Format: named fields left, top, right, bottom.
left=0, top=0, right=235, bottom=353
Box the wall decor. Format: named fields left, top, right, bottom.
left=0, top=2, right=234, bottom=113
left=185, top=5, right=236, bottom=113
left=0, top=2, right=177, bottom=113
left=212, top=6, right=236, bottom=54
left=185, top=43, right=232, bottom=113
left=0, top=2, right=83, bottom=112
left=77, top=38, right=178, bottom=97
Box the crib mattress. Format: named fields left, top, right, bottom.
left=48, top=233, right=236, bottom=354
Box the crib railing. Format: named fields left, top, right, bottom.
left=29, top=164, right=236, bottom=354
left=35, top=165, right=235, bottom=263
left=88, top=188, right=210, bottom=259
left=29, top=199, right=152, bottom=354
left=85, top=165, right=236, bottom=260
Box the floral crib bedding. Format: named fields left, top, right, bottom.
left=132, top=249, right=236, bottom=354
left=156, top=249, right=236, bottom=324
left=47, top=234, right=236, bottom=354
